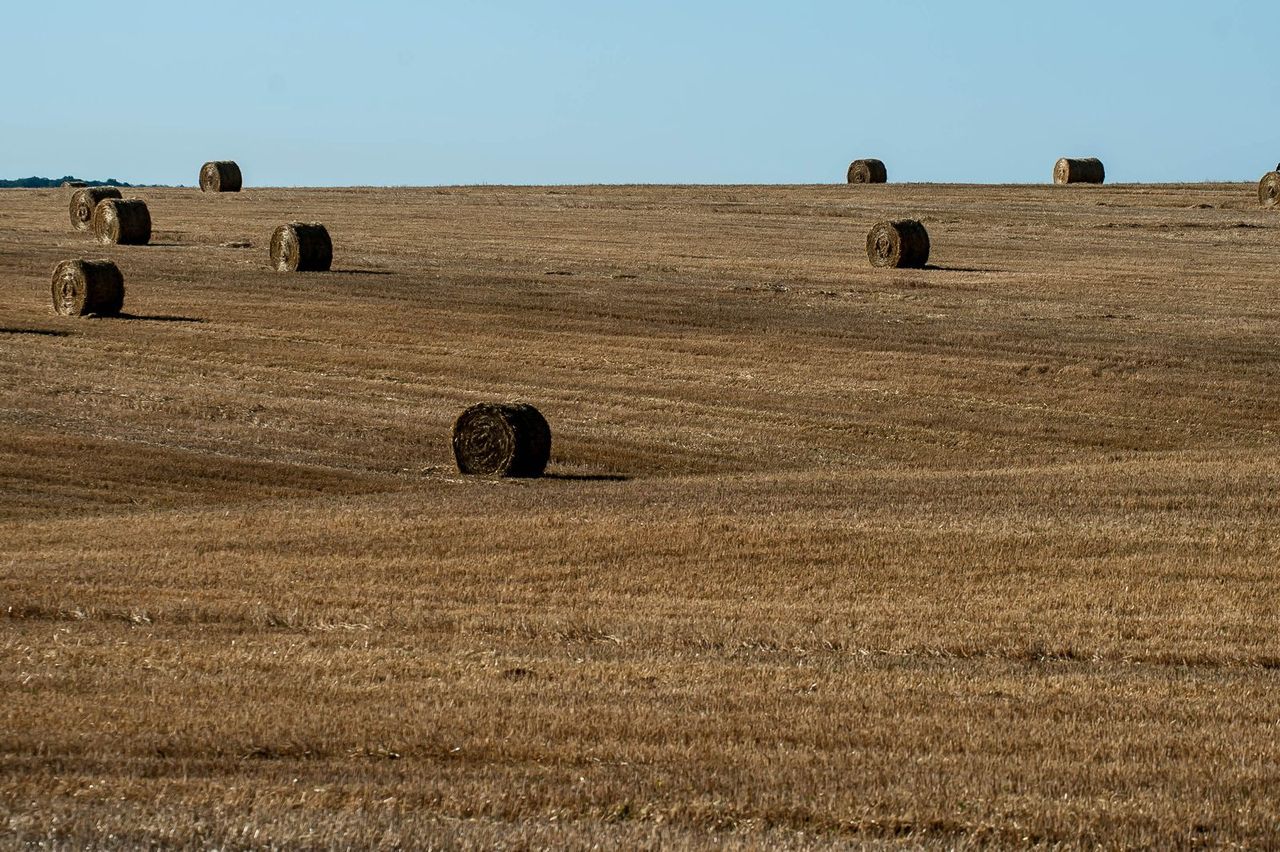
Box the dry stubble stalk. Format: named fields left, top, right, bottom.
left=91, top=199, right=151, bottom=245
left=1054, top=157, right=1105, bottom=185
left=200, top=161, right=243, bottom=193
left=50, top=259, right=124, bottom=317
left=866, top=219, right=930, bottom=269
left=847, top=159, right=888, bottom=184
left=270, top=223, right=333, bottom=272
left=452, top=403, right=552, bottom=477
left=69, top=187, right=122, bottom=232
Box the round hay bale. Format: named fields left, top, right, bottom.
left=51, top=259, right=124, bottom=317
left=1053, top=157, right=1105, bottom=185
left=200, top=161, right=242, bottom=193
left=847, top=159, right=888, bottom=184
left=270, top=222, right=332, bottom=272
left=91, top=198, right=151, bottom=245
left=1259, top=171, right=1280, bottom=208
left=68, top=187, right=122, bottom=232
left=866, top=220, right=930, bottom=269
left=452, top=402, right=551, bottom=478
left=61, top=180, right=87, bottom=189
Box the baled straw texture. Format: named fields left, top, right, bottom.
left=1258, top=170, right=1280, bottom=208
left=51, top=259, right=124, bottom=317
left=847, top=159, right=888, bottom=184
left=91, top=199, right=151, bottom=245
left=270, top=223, right=332, bottom=272
left=866, top=220, right=930, bottom=269
left=200, top=161, right=242, bottom=193
left=1053, top=157, right=1105, bottom=185
left=452, top=403, right=552, bottom=478
left=69, top=187, right=122, bottom=232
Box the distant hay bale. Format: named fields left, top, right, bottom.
left=1258, top=169, right=1280, bottom=208
left=1053, top=157, right=1105, bottom=185
left=61, top=180, right=87, bottom=189
left=91, top=198, right=151, bottom=245
left=68, top=187, right=122, bottom=231
left=866, top=220, right=930, bottom=269
left=847, top=159, right=888, bottom=184
left=200, top=161, right=242, bottom=193
left=270, top=222, right=332, bottom=272
left=452, top=402, right=551, bottom=478
left=51, top=259, right=124, bottom=317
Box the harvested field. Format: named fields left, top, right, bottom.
left=2, top=182, right=1280, bottom=849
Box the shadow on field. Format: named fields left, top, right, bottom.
left=117, top=313, right=205, bottom=323
left=923, top=264, right=1000, bottom=273
left=0, top=327, right=70, bottom=337
left=544, top=473, right=632, bottom=482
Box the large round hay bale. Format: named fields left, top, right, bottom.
left=866, top=220, right=930, bottom=269
left=61, top=180, right=87, bottom=189
left=200, top=161, right=242, bottom=193
left=1053, top=157, right=1105, bottom=185
left=452, top=403, right=551, bottom=478
left=1259, top=170, right=1280, bottom=208
left=51, top=259, right=124, bottom=317
left=847, top=159, right=888, bottom=184
left=91, top=198, right=151, bottom=245
left=68, top=187, right=122, bottom=232
left=270, top=222, right=332, bottom=272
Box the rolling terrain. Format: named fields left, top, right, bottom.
left=2, top=182, right=1279, bottom=848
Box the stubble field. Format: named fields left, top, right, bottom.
left=1, top=181, right=1278, bottom=849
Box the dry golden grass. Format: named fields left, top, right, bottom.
left=2, top=182, right=1280, bottom=849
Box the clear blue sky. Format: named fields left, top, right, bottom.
left=3, top=1, right=1277, bottom=185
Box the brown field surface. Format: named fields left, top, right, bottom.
left=2, top=182, right=1279, bottom=849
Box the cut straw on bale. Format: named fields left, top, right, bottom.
left=69, top=187, right=122, bottom=232
left=200, top=161, right=242, bottom=193
left=1258, top=170, right=1280, bottom=208
left=866, top=220, right=930, bottom=269
left=847, top=159, right=888, bottom=184
left=91, top=198, right=151, bottom=245
left=51, top=259, right=124, bottom=317
left=1053, top=157, right=1105, bottom=185
left=270, top=222, right=332, bottom=272
left=452, top=402, right=552, bottom=478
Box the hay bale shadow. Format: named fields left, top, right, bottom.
left=0, top=327, right=71, bottom=337
left=922, top=264, right=1001, bottom=273
left=116, top=313, right=205, bottom=323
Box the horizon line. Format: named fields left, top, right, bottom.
left=2, top=179, right=1265, bottom=190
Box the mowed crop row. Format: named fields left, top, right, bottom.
left=2, top=183, right=1279, bottom=848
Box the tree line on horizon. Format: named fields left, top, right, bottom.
left=0, top=176, right=134, bottom=189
